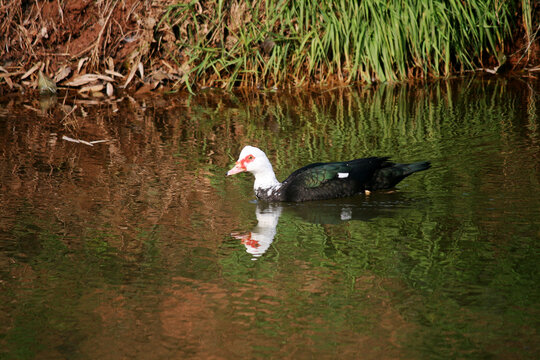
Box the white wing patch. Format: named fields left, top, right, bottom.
left=337, top=172, right=349, bottom=179
left=340, top=207, right=352, bottom=220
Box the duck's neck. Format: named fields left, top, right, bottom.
left=253, top=167, right=281, bottom=192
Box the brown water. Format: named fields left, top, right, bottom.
left=1, top=78, right=539, bottom=359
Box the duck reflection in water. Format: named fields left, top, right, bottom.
left=231, top=204, right=282, bottom=260
left=232, top=194, right=411, bottom=260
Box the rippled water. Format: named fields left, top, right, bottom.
left=1, top=78, right=539, bottom=359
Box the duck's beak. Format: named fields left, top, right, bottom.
left=227, top=162, right=245, bottom=176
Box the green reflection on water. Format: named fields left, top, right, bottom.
left=2, top=208, right=167, bottom=359
left=1, top=77, right=538, bottom=359
left=217, top=78, right=539, bottom=358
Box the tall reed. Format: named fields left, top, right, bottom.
left=161, top=0, right=519, bottom=90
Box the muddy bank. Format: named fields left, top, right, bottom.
left=0, top=0, right=538, bottom=96
left=1, top=0, right=184, bottom=96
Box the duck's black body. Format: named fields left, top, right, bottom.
left=256, top=157, right=430, bottom=202
left=227, top=146, right=431, bottom=203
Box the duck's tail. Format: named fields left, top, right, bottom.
left=369, top=161, right=431, bottom=190
left=398, top=161, right=431, bottom=176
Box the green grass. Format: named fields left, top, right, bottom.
left=159, top=0, right=524, bottom=90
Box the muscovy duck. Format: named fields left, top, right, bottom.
left=227, top=146, right=430, bottom=202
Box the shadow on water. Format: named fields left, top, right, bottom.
left=0, top=77, right=539, bottom=359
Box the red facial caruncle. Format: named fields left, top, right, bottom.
left=238, top=154, right=255, bottom=170
left=227, top=154, right=255, bottom=176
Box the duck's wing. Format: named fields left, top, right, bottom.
left=280, top=157, right=390, bottom=201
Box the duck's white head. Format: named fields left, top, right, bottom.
left=227, top=146, right=271, bottom=175
left=227, top=146, right=280, bottom=189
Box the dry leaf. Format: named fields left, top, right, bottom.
left=21, top=63, right=41, bottom=80
left=106, top=57, right=114, bottom=70
left=106, top=82, right=114, bottom=96
left=4, top=76, right=13, bottom=89
left=77, top=57, right=89, bottom=73
left=91, top=91, right=105, bottom=98
left=0, top=71, right=25, bottom=77
left=105, top=69, right=124, bottom=78
left=137, top=62, right=144, bottom=79
left=123, top=62, right=138, bottom=88
left=66, top=74, right=114, bottom=87
left=134, top=83, right=154, bottom=95
left=54, top=65, right=72, bottom=83
left=78, top=83, right=104, bottom=93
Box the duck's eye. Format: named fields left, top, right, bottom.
left=248, top=155, right=254, bottom=160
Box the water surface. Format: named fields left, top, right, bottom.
left=1, top=78, right=539, bottom=359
